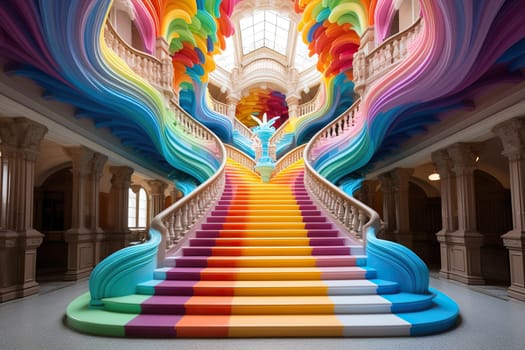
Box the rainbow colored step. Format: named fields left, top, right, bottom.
left=66, top=159, right=459, bottom=337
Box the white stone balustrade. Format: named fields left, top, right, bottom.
left=353, top=19, right=422, bottom=95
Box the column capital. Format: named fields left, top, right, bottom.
left=431, top=149, right=453, bottom=178
left=63, top=146, right=94, bottom=176
left=447, top=143, right=478, bottom=175
left=109, top=166, right=133, bottom=186
left=377, top=172, right=394, bottom=192
left=91, top=153, right=108, bottom=179
left=0, top=117, right=47, bottom=160
left=493, top=117, right=525, bottom=160
left=390, top=167, right=414, bottom=191
left=147, top=179, right=167, bottom=195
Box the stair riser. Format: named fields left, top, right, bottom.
left=194, top=230, right=341, bottom=238
left=181, top=246, right=352, bottom=256
left=200, top=223, right=333, bottom=230
left=165, top=256, right=365, bottom=268
left=205, top=216, right=327, bottom=223
left=187, top=238, right=346, bottom=247
left=155, top=269, right=374, bottom=281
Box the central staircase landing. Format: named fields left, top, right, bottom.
left=66, top=159, right=459, bottom=337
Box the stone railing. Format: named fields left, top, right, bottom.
left=353, top=19, right=422, bottom=95
left=104, top=21, right=174, bottom=100
left=151, top=135, right=227, bottom=264
left=303, top=81, right=430, bottom=295
left=241, top=58, right=286, bottom=78
left=89, top=118, right=226, bottom=306
left=169, top=99, right=218, bottom=147
left=308, top=98, right=361, bottom=161
left=209, top=95, right=228, bottom=116
left=225, top=144, right=256, bottom=170
left=233, top=118, right=255, bottom=140
left=298, top=86, right=324, bottom=117
left=271, top=144, right=306, bottom=178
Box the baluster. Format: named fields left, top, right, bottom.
left=343, top=201, right=351, bottom=229
left=174, top=209, right=183, bottom=239
left=357, top=209, right=366, bottom=239
left=352, top=206, right=359, bottom=234
left=337, top=198, right=345, bottom=222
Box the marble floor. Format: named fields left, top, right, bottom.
left=1, top=275, right=524, bottom=350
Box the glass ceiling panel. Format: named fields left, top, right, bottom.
left=294, top=35, right=318, bottom=72
left=240, top=10, right=290, bottom=55
left=215, top=36, right=235, bottom=71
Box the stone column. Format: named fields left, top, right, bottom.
left=63, top=147, right=108, bottom=280
left=446, top=143, right=484, bottom=284
left=431, top=149, right=458, bottom=279
left=286, top=95, right=299, bottom=120
left=226, top=95, right=240, bottom=121
left=0, top=117, right=47, bottom=302
left=378, top=172, right=396, bottom=240
left=90, top=153, right=107, bottom=264
left=108, top=166, right=134, bottom=249
left=493, top=118, right=525, bottom=300
left=148, top=180, right=167, bottom=218
left=391, top=167, right=414, bottom=248
left=359, top=180, right=378, bottom=209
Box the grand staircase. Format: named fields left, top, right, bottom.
left=66, top=159, right=458, bottom=337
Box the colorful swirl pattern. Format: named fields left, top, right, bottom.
left=309, top=0, right=525, bottom=184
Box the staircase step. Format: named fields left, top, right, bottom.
left=205, top=216, right=327, bottom=223
left=187, top=237, right=346, bottom=247
left=200, top=222, right=332, bottom=230
left=181, top=245, right=351, bottom=256
left=165, top=255, right=366, bottom=268
left=214, top=204, right=317, bottom=211
left=103, top=293, right=434, bottom=315
left=154, top=266, right=375, bottom=281
left=217, top=200, right=313, bottom=205
left=210, top=210, right=321, bottom=216
left=195, top=229, right=341, bottom=238
left=136, top=279, right=398, bottom=296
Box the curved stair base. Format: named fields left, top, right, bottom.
left=66, top=159, right=459, bottom=338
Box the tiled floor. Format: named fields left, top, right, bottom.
left=1, top=276, right=524, bottom=350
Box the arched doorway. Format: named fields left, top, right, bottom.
left=34, top=167, right=72, bottom=280
left=474, top=170, right=512, bottom=284
left=409, top=181, right=441, bottom=268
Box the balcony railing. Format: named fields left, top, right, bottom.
left=353, top=19, right=423, bottom=94
left=104, top=21, right=174, bottom=99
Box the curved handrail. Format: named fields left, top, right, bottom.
left=225, top=144, right=256, bottom=170
left=151, top=137, right=226, bottom=266
left=232, top=118, right=255, bottom=140
left=89, top=111, right=227, bottom=307
left=303, top=104, right=429, bottom=294
left=271, top=144, right=306, bottom=178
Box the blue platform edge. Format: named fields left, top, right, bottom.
left=397, top=288, right=460, bottom=336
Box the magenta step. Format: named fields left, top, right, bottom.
left=216, top=200, right=314, bottom=205
left=214, top=205, right=318, bottom=211
left=165, top=255, right=364, bottom=268
left=194, top=229, right=341, bottom=238
left=181, top=246, right=351, bottom=257
left=210, top=210, right=322, bottom=216
left=187, top=237, right=346, bottom=247
left=204, top=216, right=327, bottom=223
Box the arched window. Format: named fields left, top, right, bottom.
left=128, top=187, right=148, bottom=228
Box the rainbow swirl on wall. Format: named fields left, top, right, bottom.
left=292, top=0, right=370, bottom=143
left=2, top=0, right=525, bottom=191
left=308, top=0, right=525, bottom=184
left=236, top=88, right=289, bottom=129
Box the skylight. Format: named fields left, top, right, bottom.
left=240, top=10, right=290, bottom=55
left=214, top=36, right=235, bottom=71
left=294, top=36, right=318, bottom=71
